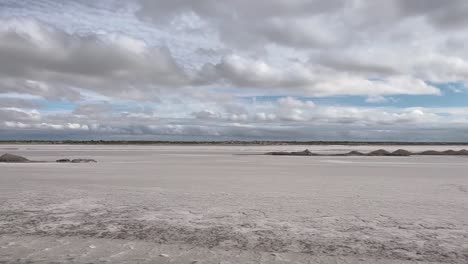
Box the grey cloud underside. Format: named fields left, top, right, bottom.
left=395, top=0, right=468, bottom=29
left=0, top=18, right=446, bottom=100
left=2, top=0, right=468, bottom=99
left=0, top=98, right=41, bottom=108
left=135, top=0, right=468, bottom=85
left=137, top=0, right=468, bottom=45
left=0, top=20, right=188, bottom=100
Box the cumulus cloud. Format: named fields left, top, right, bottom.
left=0, top=107, right=41, bottom=122
left=0, top=19, right=188, bottom=100
left=2, top=99, right=468, bottom=141
left=1, top=1, right=468, bottom=140
left=197, top=55, right=441, bottom=96
left=0, top=10, right=461, bottom=100
left=135, top=0, right=468, bottom=46
left=394, top=0, right=468, bottom=29
left=136, top=0, right=468, bottom=86
left=185, top=96, right=459, bottom=127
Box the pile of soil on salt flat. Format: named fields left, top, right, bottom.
left=0, top=153, right=30, bottom=163
left=0, top=153, right=96, bottom=163
left=56, top=158, right=97, bottom=163
left=266, top=149, right=468, bottom=157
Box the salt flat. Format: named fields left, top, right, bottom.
left=0, top=145, right=467, bottom=263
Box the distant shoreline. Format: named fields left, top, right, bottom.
left=1, top=140, right=468, bottom=146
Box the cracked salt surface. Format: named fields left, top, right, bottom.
left=0, top=144, right=467, bottom=263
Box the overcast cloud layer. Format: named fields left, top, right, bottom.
left=0, top=0, right=467, bottom=141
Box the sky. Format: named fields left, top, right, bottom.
left=0, top=0, right=468, bottom=141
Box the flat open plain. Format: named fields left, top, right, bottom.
left=1, top=145, right=467, bottom=263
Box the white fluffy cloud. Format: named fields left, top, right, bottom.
left=197, top=55, right=441, bottom=96
left=187, top=97, right=448, bottom=126
left=2, top=96, right=468, bottom=141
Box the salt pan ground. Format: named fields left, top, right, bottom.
left=1, top=145, right=467, bottom=263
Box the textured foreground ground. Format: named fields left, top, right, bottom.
left=1, top=145, right=467, bottom=263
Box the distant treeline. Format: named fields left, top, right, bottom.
left=1, top=140, right=468, bottom=145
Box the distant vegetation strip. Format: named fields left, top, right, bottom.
left=1, top=140, right=468, bottom=145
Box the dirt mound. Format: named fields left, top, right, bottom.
left=71, top=159, right=97, bottom=163
left=457, top=149, right=468, bottom=155
left=392, top=149, right=413, bottom=156
left=0, top=153, right=30, bottom=163
left=266, top=149, right=468, bottom=157
left=290, top=149, right=318, bottom=156
left=442, top=150, right=459, bottom=155
left=418, top=150, right=468, bottom=156
left=368, top=149, right=392, bottom=156
left=267, top=149, right=318, bottom=156
left=56, top=158, right=97, bottom=163
left=418, top=150, right=441, bottom=155
left=344, top=151, right=366, bottom=156
left=56, top=159, right=71, bottom=163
